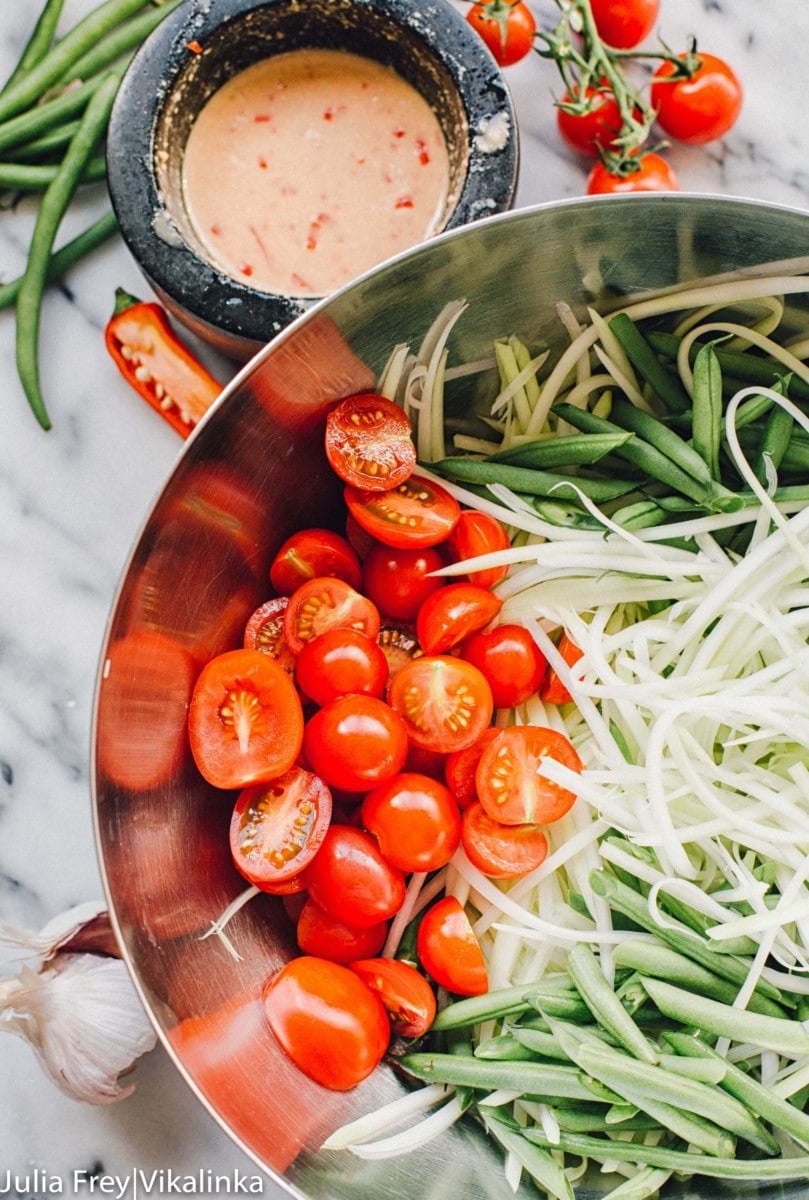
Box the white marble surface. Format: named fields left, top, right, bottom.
left=2, top=0, right=809, bottom=1192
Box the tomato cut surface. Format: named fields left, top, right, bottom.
left=229, top=767, right=331, bottom=888
left=188, top=648, right=304, bottom=790
left=262, top=956, right=391, bottom=1090
left=345, top=473, right=461, bottom=549
left=416, top=896, right=488, bottom=996
left=325, top=392, right=416, bottom=491
left=304, top=824, right=406, bottom=927
left=349, top=958, right=436, bottom=1039
left=303, top=694, right=409, bottom=793
left=416, top=583, right=502, bottom=655
left=444, top=727, right=500, bottom=810
left=243, top=597, right=296, bottom=672
left=387, top=655, right=494, bottom=753
left=269, top=528, right=362, bottom=595
left=283, top=576, right=381, bottom=655
left=476, top=726, right=582, bottom=826
left=461, top=801, right=549, bottom=880
left=361, top=772, right=462, bottom=872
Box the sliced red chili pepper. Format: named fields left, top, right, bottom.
left=105, top=288, right=222, bottom=437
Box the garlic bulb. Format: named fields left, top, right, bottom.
left=0, top=906, right=156, bottom=1104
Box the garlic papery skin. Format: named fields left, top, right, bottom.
left=0, top=900, right=112, bottom=962
left=0, top=953, right=157, bottom=1104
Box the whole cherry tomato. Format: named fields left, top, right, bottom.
left=325, top=393, right=416, bottom=491
left=556, top=85, right=625, bottom=157
left=303, top=694, right=409, bottom=793
left=541, top=632, right=584, bottom=705
left=262, top=956, right=391, bottom=1090
left=294, top=628, right=389, bottom=706
left=476, top=725, right=582, bottom=825
left=416, top=582, right=503, bottom=655
left=466, top=0, right=536, bottom=67
left=229, top=767, right=332, bottom=889
left=361, top=772, right=462, bottom=872
left=460, top=624, right=547, bottom=708
left=269, top=528, right=361, bottom=595
left=387, top=655, right=494, bottom=753
left=586, top=151, right=679, bottom=195
left=283, top=576, right=381, bottom=654
left=362, top=543, right=445, bottom=622
left=445, top=510, right=510, bottom=589
left=295, top=898, right=388, bottom=963
left=349, top=958, right=437, bottom=1039
left=344, top=474, right=461, bottom=549
left=589, top=0, right=659, bottom=49
left=461, top=801, right=549, bottom=880
left=304, top=824, right=406, bottom=927
left=416, top=895, right=488, bottom=996
left=651, top=52, right=743, bottom=145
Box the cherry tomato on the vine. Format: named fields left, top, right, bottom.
left=460, top=624, right=547, bottom=709
left=445, top=510, right=510, bottom=589
left=303, top=694, right=409, bottom=793
left=325, top=392, right=416, bottom=491
left=188, top=648, right=304, bottom=790
left=586, top=151, right=679, bottom=195
left=416, top=582, right=503, bottom=656
left=589, top=0, right=659, bottom=49
left=294, top=628, right=388, bottom=706
left=362, top=543, right=445, bottom=622
left=229, top=767, right=331, bottom=889
left=466, top=0, right=536, bottom=67
left=283, top=576, right=381, bottom=655
left=416, top=895, right=488, bottom=996
left=345, top=473, right=461, bottom=550
left=295, top=898, right=388, bottom=963
left=269, top=528, right=361, bottom=595
left=349, top=958, right=436, bottom=1039
left=461, top=801, right=549, bottom=880
left=304, top=824, right=406, bottom=927
left=476, top=725, right=582, bottom=825
left=361, top=772, right=462, bottom=872
left=262, top=956, right=390, bottom=1090
left=387, top=655, right=494, bottom=754
left=651, top=52, right=742, bottom=145
left=556, top=85, right=625, bottom=157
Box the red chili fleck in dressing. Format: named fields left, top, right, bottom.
left=181, top=48, right=451, bottom=298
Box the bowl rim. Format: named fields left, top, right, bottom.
left=106, top=0, right=519, bottom=348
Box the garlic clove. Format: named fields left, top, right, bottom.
left=0, top=900, right=112, bottom=962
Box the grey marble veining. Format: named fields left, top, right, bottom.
left=2, top=0, right=809, bottom=1192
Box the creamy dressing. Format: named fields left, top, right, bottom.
left=181, top=48, right=451, bottom=298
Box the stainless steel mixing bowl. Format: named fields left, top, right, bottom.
left=92, top=194, right=809, bottom=1200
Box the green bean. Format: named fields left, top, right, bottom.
left=611, top=940, right=790, bottom=1019
left=0, top=71, right=114, bottom=157
left=525, top=497, right=608, bottom=531
left=567, top=944, right=658, bottom=1064
left=655, top=1054, right=727, bottom=1085
left=600, top=1165, right=674, bottom=1200
left=52, top=0, right=183, bottom=91
left=474, top=1033, right=537, bottom=1062
left=528, top=985, right=593, bottom=1023
left=510, top=1026, right=575, bottom=1062
left=755, top=386, right=794, bottom=484
left=0, top=209, right=117, bottom=312
left=481, top=1112, right=575, bottom=1200
left=430, top=982, right=554, bottom=1031
left=691, top=343, right=723, bottom=480
left=432, top=458, right=638, bottom=504
left=646, top=329, right=809, bottom=402
left=640, top=976, right=809, bottom=1058
left=0, top=155, right=106, bottom=190
left=610, top=499, right=669, bottom=530
left=664, top=1031, right=809, bottom=1148
left=1, top=0, right=65, bottom=96
left=550, top=1106, right=659, bottom=1134
left=487, top=431, right=633, bottom=469
left=609, top=395, right=715, bottom=484
left=608, top=312, right=691, bottom=413
left=444, top=1026, right=477, bottom=1111
left=398, top=1052, right=597, bottom=1101
left=0, top=0, right=146, bottom=123
left=15, top=72, right=119, bottom=429
left=7, top=119, right=82, bottom=161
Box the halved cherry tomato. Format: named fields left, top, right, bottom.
left=361, top=772, right=462, bottom=872
left=466, top=0, right=536, bottom=67
left=387, top=655, right=494, bottom=753
left=460, top=624, right=547, bottom=708
left=188, top=648, right=304, bottom=789
left=303, top=694, right=409, bottom=793
left=349, top=958, right=436, bottom=1039
left=461, top=801, right=549, bottom=880
left=295, top=628, right=389, bottom=706
left=362, top=543, right=445, bottom=622
left=556, top=84, right=625, bottom=157
left=344, top=474, right=461, bottom=549
left=416, top=583, right=502, bottom=655
left=445, top=510, right=510, bottom=589
left=377, top=623, right=423, bottom=678
left=269, top=528, right=361, bottom=595
left=540, top=632, right=584, bottom=705
left=651, top=52, right=742, bottom=145
left=229, top=767, right=331, bottom=889
left=444, top=727, right=501, bottom=810
left=262, top=956, right=391, bottom=1090
left=586, top=151, right=679, bottom=194
left=296, top=898, right=388, bottom=963
left=283, top=576, right=381, bottom=655
left=325, top=393, right=416, bottom=491
left=243, top=597, right=297, bottom=672
left=476, top=725, right=582, bottom=825
left=304, top=824, right=406, bottom=927
left=589, top=0, right=659, bottom=48
left=416, top=896, right=488, bottom=996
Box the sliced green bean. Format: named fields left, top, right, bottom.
left=53, top=0, right=183, bottom=91
left=640, top=976, right=809, bottom=1059
left=0, top=209, right=118, bottom=312
left=432, top=457, right=638, bottom=504
left=0, top=71, right=114, bottom=156
left=1, top=0, right=65, bottom=96
left=0, top=0, right=146, bottom=123
left=664, top=1031, right=809, bottom=1149
left=608, top=312, right=690, bottom=413
left=691, top=343, right=723, bottom=480
left=567, top=943, right=658, bottom=1064
left=487, top=431, right=633, bottom=469
left=398, top=1051, right=597, bottom=1101
left=15, top=72, right=119, bottom=429
left=0, top=155, right=106, bottom=190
